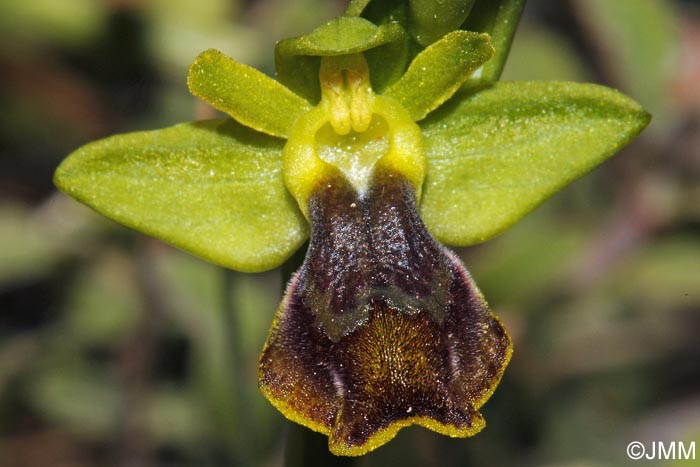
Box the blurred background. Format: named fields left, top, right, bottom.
left=0, top=0, right=698, bottom=466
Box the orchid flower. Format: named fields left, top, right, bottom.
left=54, top=6, right=649, bottom=457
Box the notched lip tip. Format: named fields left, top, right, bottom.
left=327, top=410, right=487, bottom=457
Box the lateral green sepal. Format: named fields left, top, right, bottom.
left=54, top=119, right=308, bottom=272
left=419, top=81, right=650, bottom=245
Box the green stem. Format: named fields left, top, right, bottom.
left=223, top=268, right=254, bottom=466
left=281, top=244, right=357, bottom=467
left=285, top=423, right=357, bottom=467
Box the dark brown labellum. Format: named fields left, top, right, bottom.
left=259, top=168, right=511, bottom=456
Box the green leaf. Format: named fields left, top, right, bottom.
left=0, top=197, right=102, bottom=285
left=613, top=235, right=700, bottom=304
left=463, top=0, right=526, bottom=83
left=419, top=81, right=650, bottom=246
left=275, top=17, right=408, bottom=102
left=0, top=203, right=62, bottom=284
left=63, top=251, right=142, bottom=346
left=384, top=30, right=494, bottom=121
left=147, top=0, right=263, bottom=70
left=188, top=49, right=311, bottom=138
left=573, top=0, right=679, bottom=132
left=409, top=0, right=476, bottom=46
left=0, top=0, right=107, bottom=47
left=29, top=364, right=120, bottom=439
left=500, top=25, right=592, bottom=82
left=54, top=119, right=308, bottom=272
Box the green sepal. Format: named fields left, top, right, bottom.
left=188, top=49, right=311, bottom=138
left=419, top=81, right=650, bottom=246
left=384, top=30, right=494, bottom=121
left=275, top=17, right=408, bottom=102
left=344, top=0, right=372, bottom=16
left=365, top=31, right=410, bottom=94
left=409, top=0, right=476, bottom=46
left=463, top=0, right=526, bottom=83
left=361, top=0, right=410, bottom=30
left=54, top=119, right=308, bottom=272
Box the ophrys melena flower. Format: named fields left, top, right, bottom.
left=54, top=14, right=649, bottom=458
left=229, top=21, right=514, bottom=456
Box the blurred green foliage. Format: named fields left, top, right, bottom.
left=1, top=0, right=698, bottom=466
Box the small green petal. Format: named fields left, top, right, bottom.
left=383, top=30, right=495, bottom=121
left=420, top=81, right=650, bottom=246
left=188, top=49, right=311, bottom=138
left=463, top=0, right=526, bottom=83
left=275, top=17, right=408, bottom=103
left=54, top=119, right=308, bottom=272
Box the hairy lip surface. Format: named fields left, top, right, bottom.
left=259, top=169, right=512, bottom=456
